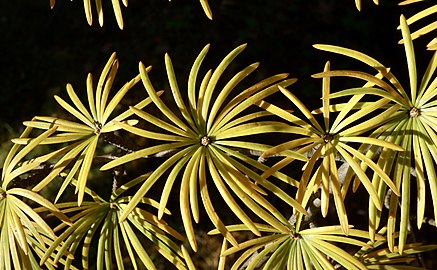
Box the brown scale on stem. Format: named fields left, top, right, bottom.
left=409, top=107, right=420, bottom=118
left=323, top=133, right=333, bottom=144
left=200, top=135, right=211, bottom=146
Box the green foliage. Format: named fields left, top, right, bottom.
left=100, top=44, right=307, bottom=251
left=49, top=0, right=212, bottom=29
left=0, top=127, right=72, bottom=269
left=2, top=1, right=437, bottom=269
left=355, top=227, right=437, bottom=269
left=40, top=176, right=192, bottom=270
left=400, top=0, right=437, bottom=50
left=313, top=14, right=437, bottom=254
left=355, top=0, right=380, bottom=11
left=210, top=222, right=383, bottom=270
left=11, top=53, right=149, bottom=206
left=258, top=74, right=402, bottom=235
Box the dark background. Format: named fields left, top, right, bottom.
left=0, top=0, right=412, bottom=136
left=1, top=0, right=436, bottom=268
